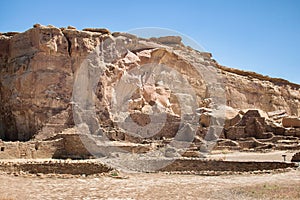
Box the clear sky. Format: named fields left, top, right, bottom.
left=1, top=0, right=299, bottom=83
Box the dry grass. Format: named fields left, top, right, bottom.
left=231, top=183, right=300, bottom=200
left=0, top=166, right=299, bottom=199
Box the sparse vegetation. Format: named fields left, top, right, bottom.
left=231, top=183, right=300, bottom=200
left=110, top=170, right=119, bottom=177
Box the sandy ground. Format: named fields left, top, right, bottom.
left=0, top=168, right=299, bottom=200
left=1, top=150, right=299, bottom=200
left=208, top=150, right=295, bottom=162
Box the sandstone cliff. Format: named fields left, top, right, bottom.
left=0, top=24, right=300, bottom=152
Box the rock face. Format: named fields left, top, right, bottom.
left=0, top=26, right=73, bottom=140
left=221, top=66, right=300, bottom=116
left=0, top=24, right=300, bottom=157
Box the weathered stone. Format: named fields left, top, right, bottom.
left=291, top=152, right=300, bottom=162
left=82, top=28, right=110, bottom=34
left=224, top=113, right=242, bottom=129
left=128, top=112, right=151, bottom=127
left=226, top=126, right=246, bottom=140
left=67, top=25, right=76, bottom=30
left=164, top=147, right=180, bottom=157
left=112, top=32, right=137, bottom=39
left=33, top=23, right=41, bottom=28
left=217, top=139, right=240, bottom=147
left=238, top=138, right=266, bottom=149
left=284, top=128, right=300, bottom=137
left=267, top=110, right=286, bottom=118
left=0, top=139, right=64, bottom=159
left=225, top=109, right=270, bottom=140
left=181, top=150, right=201, bottom=157
left=0, top=26, right=72, bottom=141
left=199, top=113, right=211, bottom=127
left=174, top=123, right=195, bottom=142
left=282, top=117, right=300, bottom=128
left=238, top=110, right=262, bottom=126
left=1, top=24, right=300, bottom=158
left=196, top=107, right=212, bottom=114
left=150, top=36, right=182, bottom=45
left=273, top=114, right=288, bottom=120
left=2, top=32, right=19, bottom=37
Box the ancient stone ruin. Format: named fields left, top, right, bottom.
left=0, top=24, right=299, bottom=172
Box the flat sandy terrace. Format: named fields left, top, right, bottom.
left=208, top=150, right=296, bottom=162
left=0, top=150, right=299, bottom=199
left=0, top=168, right=299, bottom=200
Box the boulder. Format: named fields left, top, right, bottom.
left=266, top=121, right=286, bottom=135
left=291, top=152, right=300, bottom=162
left=224, top=113, right=242, bottom=129
left=226, top=126, right=246, bottom=140
left=174, top=124, right=195, bottom=142
left=267, top=110, right=286, bottom=118
left=225, top=109, right=270, bottom=140
left=181, top=150, right=201, bottom=158
left=200, top=113, right=211, bottom=127
left=150, top=36, right=182, bottom=45
left=67, top=25, right=76, bottom=30
left=238, top=110, right=262, bottom=126
left=282, top=117, right=300, bottom=128
left=82, top=28, right=110, bottom=34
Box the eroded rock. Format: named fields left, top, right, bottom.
left=282, top=116, right=300, bottom=128
left=291, top=152, right=300, bottom=162
left=0, top=25, right=300, bottom=159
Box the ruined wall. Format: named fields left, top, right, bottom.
left=159, top=159, right=298, bottom=172
left=0, top=158, right=296, bottom=175
left=0, top=130, right=101, bottom=159
left=0, top=160, right=112, bottom=175
left=0, top=139, right=64, bottom=159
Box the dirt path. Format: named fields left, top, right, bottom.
left=1, top=169, right=299, bottom=200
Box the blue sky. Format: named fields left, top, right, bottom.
left=1, top=0, right=299, bottom=83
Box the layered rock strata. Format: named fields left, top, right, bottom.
left=0, top=25, right=300, bottom=160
